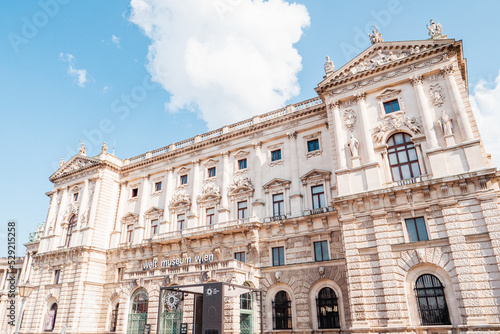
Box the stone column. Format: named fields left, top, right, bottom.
left=86, top=177, right=102, bottom=246
left=56, top=186, right=70, bottom=247
left=219, top=152, right=230, bottom=222
left=287, top=132, right=303, bottom=216
left=410, top=75, right=439, bottom=149
left=137, top=175, right=150, bottom=239
left=329, top=101, right=347, bottom=169
left=355, top=93, right=376, bottom=163
left=190, top=160, right=201, bottom=223
left=163, top=168, right=175, bottom=232
left=441, top=65, right=474, bottom=141
left=252, top=142, right=265, bottom=219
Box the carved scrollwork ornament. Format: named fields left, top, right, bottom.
left=440, top=65, right=454, bottom=76
left=410, top=75, right=424, bottom=86
left=343, top=109, right=357, bottom=132
left=328, top=100, right=340, bottom=110
left=355, top=92, right=366, bottom=102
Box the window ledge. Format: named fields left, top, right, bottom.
left=391, top=237, right=449, bottom=252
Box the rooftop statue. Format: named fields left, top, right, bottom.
left=369, top=25, right=383, bottom=44
left=427, top=19, right=444, bottom=39
left=324, top=56, right=335, bottom=75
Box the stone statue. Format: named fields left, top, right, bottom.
left=101, top=142, right=108, bottom=154
left=369, top=25, right=383, bottom=44
left=438, top=111, right=453, bottom=136
left=324, top=56, right=335, bottom=75
left=59, top=158, right=65, bottom=168
left=79, top=142, right=86, bottom=156
left=427, top=19, right=443, bottom=39
left=348, top=134, right=359, bottom=158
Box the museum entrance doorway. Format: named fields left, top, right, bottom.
left=158, top=282, right=262, bottom=334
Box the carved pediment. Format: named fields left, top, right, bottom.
left=50, top=156, right=100, bottom=181
left=372, top=113, right=423, bottom=144
left=229, top=177, right=254, bottom=197
left=262, top=178, right=291, bottom=190
left=198, top=182, right=221, bottom=206
left=204, top=159, right=219, bottom=167
left=169, top=191, right=191, bottom=210
left=177, top=166, right=190, bottom=175
left=300, top=169, right=332, bottom=185
left=121, top=212, right=139, bottom=224
left=234, top=150, right=250, bottom=159
left=376, top=88, right=402, bottom=101
left=144, top=207, right=164, bottom=218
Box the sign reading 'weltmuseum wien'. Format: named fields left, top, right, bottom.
left=142, top=253, right=214, bottom=270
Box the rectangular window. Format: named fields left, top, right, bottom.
left=383, top=99, right=400, bottom=114
left=177, top=214, right=186, bottom=231
left=131, top=188, right=138, bottom=198
left=126, top=225, right=134, bottom=243
left=208, top=167, right=216, bottom=178
left=150, top=219, right=158, bottom=237
left=238, top=158, right=247, bottom=170
left=271, top=149, right=282, bottom=161
left=54, top=269, right=61, bottom=284
left=273, top=193, right=284, bottom=216
left=206, top=208, right=215, bottom=225
left=272, top=247, right=285, bottom=266
left=238, top=201, right=248, bottom=219
left=314, top=241, right=330, bottom=262
left=73, top=193, right=79, bottom=202
left=155, top=182, right=162, bottom=192
left=307, top=139, right=320, bottom=152
left=405, top=217, right=429, bottom=242
left=180, top=175, right=188, bottom=185
left=311, top=185, right=326, bottom=209
left=235, top=252, right=245, bottom=263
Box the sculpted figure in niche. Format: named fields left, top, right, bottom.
left=438, top=111, right=453, bottom=136
left=348, top=134, right=359, bottom=158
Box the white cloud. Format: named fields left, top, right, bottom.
left=59, top=53, right=88, bottom=87
left=112, top=35, right=121, bottom=48
left=129, top=0, right=310, bottom=129
left=470, top=69, right=500, bottom=168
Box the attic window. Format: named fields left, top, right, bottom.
left=383, top=99, right=400, bottom=114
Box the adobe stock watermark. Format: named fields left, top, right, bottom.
left=339, top=0, right=404, bottom=61
left=213, top=0, right=243, bottom=19
left=51, top=75, right=158, bottom=170
left=7, top=0, right=71, bottom=54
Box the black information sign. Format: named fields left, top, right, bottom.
left=180, top=323, right=188, bottom=334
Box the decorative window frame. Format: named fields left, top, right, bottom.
left=144, top=207, right=164, bottom=239
left=234, top=150, right=250, bottom=174
left=129, top=183, right=140, bottom=202
left=107, top=296, right=120, bottom=332
left=303, top=131, right=323, bottom=158
left=300, top=169, right=332, bottom=212
left=204, top=158, right=219, bottom=180
left=376, top=88, right=405, bottom=118
left=152, top=176, right=164, bottom=196
left=263, top=178, right=291, bottom=218
left=120, top=212, right=139, bottom=244
left=398, top=212, right=431, bottom=243
left=228, top=177, right=254, bottom=220
left=265, top=283, right=296, bottom=331
left=198, top=181, right=221, bottom=209
left=309, top=280, right=345, bottom=330
left=71, top=185, right=81, bottom=202
left=268, top=143, right=284, bottom=167
left=310, top=233, right=331, bottom=262
left=177, top=166, right=191, bottom=189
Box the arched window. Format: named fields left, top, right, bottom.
left=127, top=289, right=148, bottom=334
left=415, top=274, right=451, bottom=325
left=43, top=303, right=57, bottom=331
left=387, top=133, right=421, bottom=181
left=316, top=287, right=340, bottom=329
left=240, top=282, right=253, bottom=334
left=273, top=291, right=292, bottom=330
left=65, top=215, right=76, bottom=247
left=110, top=302, right=119, bottom=332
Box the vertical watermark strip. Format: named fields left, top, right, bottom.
left=7, top=221, right=17, bottom=327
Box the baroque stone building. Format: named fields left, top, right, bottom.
left=14, top=27, right=500, bottom=334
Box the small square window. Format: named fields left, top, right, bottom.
left=314, top=241, right=329, bottom=262
left=271, top=149, right=282, bottom=162
left=272, top=247, right=285, bottom=266
left=307, top=139, right=320, bottom=152
left=383, top=99, right=400, bottom=114
left=155, top=182, right=162, bottom=192
left=405, top=217, right=429, bottom=242
left=73, top=193, right=79, bottom=202
left=54, top=269, right=61, bottom=284
left=208, top=167, right=216, bottom=178
left=238, top=159, right=247, bottom=170
left=180, top=175, right=188, bottom=185
left=131, top=188, right=138, bottom=198
left=235, top=252, right=245, bottom=263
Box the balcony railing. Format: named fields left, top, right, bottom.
left=264, top=215, right=287, bottom=223
left=306, top=206, right=336, bottom=216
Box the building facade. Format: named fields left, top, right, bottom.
left=14, top=28, right=500, bottom=334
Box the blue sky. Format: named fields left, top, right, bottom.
left=1, top=0, right=500, bottom=256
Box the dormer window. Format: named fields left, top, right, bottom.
left=383, top=99, right=400, bottom=114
